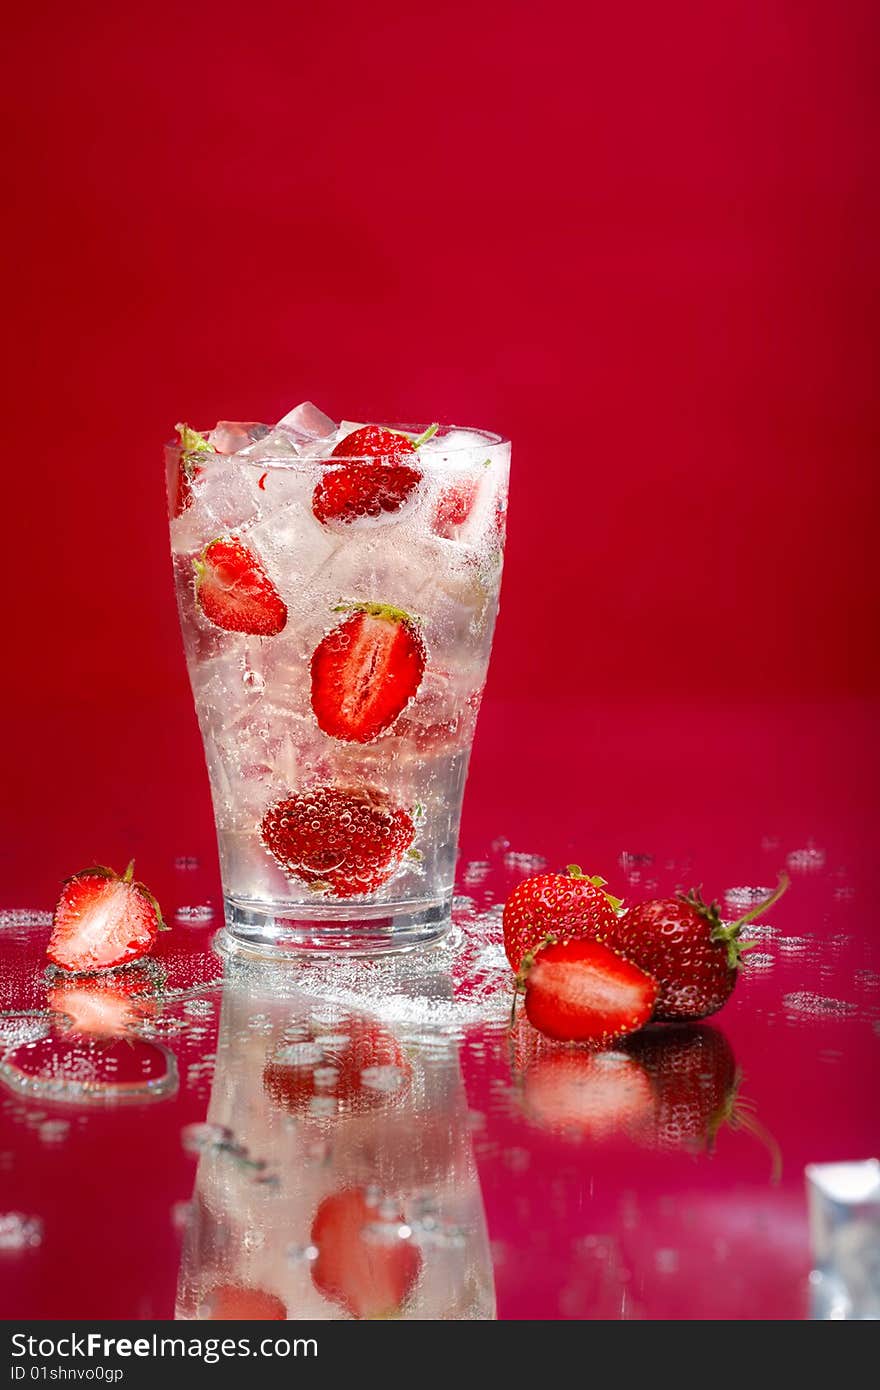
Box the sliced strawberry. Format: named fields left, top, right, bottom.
left=433, top=480, right=478, bottom=537
left=260, top=785, right=415, bottom=898
left=201, top=1283, right=286, bottom=1320
left=47, top=975, right=157, bottom=1037
left=194, top=537, right=287, bottom=636
left=312, top=424, right=436, bottom=525
left=518, top=938, right=658, bottom=1044
left=311, top=1189, right=421, bottom=1319
left=47, top=864, right=165, bottom=973
left=263, top=1014, right=411, bottom=1118
left=310, top=602, right=426, bottom=743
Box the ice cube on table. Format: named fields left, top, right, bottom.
left=277, top=401, right=337, bottom=440
left=208, top=422, right=270, bottom=455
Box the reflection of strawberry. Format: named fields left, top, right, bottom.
left=202, top=1283, right=286, bottom=1319
left=519, top=1046, right=656, bottom=1140
left=502, top=866, right=622, bottom=969
left=622, top=1025, right=738, bottom=1153
left=47, top=969, right=157, bottom=1037
left=310, top=603, right=426, bottom=743
left=261, top=785, right=415, bottom=897
left=47, top=863, right=165, bottom=973
left=605, top=875, right=788, bottom=1020
left=194, top=537, right=287, bottom=636
left=517, top=938, right=658, bottom=1044
left=312, top=425, right=435, bottom=524
left=263, top=1015, right=411, bottom=1118
left=311, top=1189, right=421, bottom=1319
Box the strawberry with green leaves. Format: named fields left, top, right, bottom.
left=47, top=863, right=166, bottom=973
left=604, top=874, right=789, bottom=1020
left=312, top=424, right=437, bottom=525
left=194, top=537, right=287, bottom=636
left=502, top=865, right=623, bottom=969
left=173, top=423, right=214, bottom=516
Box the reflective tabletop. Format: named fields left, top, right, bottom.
left=1, top=698, right=877, bottom=1319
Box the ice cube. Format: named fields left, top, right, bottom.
left=172, top=451, right=264, bottom=551
left=242, top=480, right=346, bottom=604
left=276, top=401, right=337, bottom=439
left=208, top=422, right=270, bottom=455
left=237, top=427, right=302, bottom=464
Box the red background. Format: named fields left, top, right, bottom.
left=3, top=0, right=879, bottom=893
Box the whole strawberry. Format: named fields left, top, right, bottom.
left=502, top=865, right=622, bottom=970
left=260, top=784, right=415, bottom=898
left=605, top=874, right=789, bottom=1020
left=312, top=424, right=436, bottom=525
left=310, top=602, right=426, bottom=742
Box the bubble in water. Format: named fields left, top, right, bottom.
left=360, top=1064, right=407, bottom=1093
left=0, top=1213, right=42, bottom=1250
left=242, top=667, right=265, bottom=693
left=786, top=846, right=826, bottom=872
left=287, top=1243, right=320, bottom=1265
left=0, top=910, right=52, bottom=929
left=783, top=992, right=857, bottom=1018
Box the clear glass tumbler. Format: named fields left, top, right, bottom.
left=166, top=417, right=509, bottom=955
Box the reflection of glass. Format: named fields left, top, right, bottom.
left=807, top=1160, right=880, bottom=1320
left=176, top=958, right=495, bottom=1320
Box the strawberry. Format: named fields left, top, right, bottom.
left=433, top=480, right=477, bottom=537
left=310, top=1188, right=421, bottom=1319
left=604, top=874, right=789, bottom=1020
left=194, top=537, right=287, bottom=636
left=622, top=1024, right=738, bottom=1152
left=516, top=938, right=658, bottom=1044
left=502, top=865, right=622, bottom=970
left=260, top=785, right=415, bottom=898
left=173, top=423, right=214, bottom=517
left=310, top=602, right=426, bottom=743
left=47, top=968, right=157, bottom=1037
left=47, top=863, right=166, bottom=973
left=263, top=1014, right=411, bottom=1118
left=201, top=1283, right=286, bottom=1320
left=312, top=424, right=436, bottom=525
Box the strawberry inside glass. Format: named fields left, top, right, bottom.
left=166, top=405, right=509, bottom=953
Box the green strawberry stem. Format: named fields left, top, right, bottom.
left=566, top=865, right=624, bottom=913
left=176, top=423, right=215, bottom=455
left=682, top=872, right=790, bottom=970
left=509, top=934, right=558, bottom=1027
left=332, top=600, right=420, bottom=626
left=410, top=423, right=439, bottom=449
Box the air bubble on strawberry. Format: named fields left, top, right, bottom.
left=260, top=785, right=416, bottom=898
left=194, top=537, right=288, bottom=636
left=171, top=423, right=215, bottom=516
left=310, top=602, right=426, bottom=743
left=312, top=424, right=438, bottom=526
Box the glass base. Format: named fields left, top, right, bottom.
left=218, top=893, right=453, bottom=958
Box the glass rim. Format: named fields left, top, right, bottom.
left=166, top=421, right=509, bottom=467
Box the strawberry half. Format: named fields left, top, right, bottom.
left=47, top=863, right=166, bottom=973
left=311, top=1188, right=422, bottom=1319
left=433, top=480, right=478, bottom=537
left=502, top=865, right=623, bottom=970
left=310, top=602, right=426, bottom=743
left=194, top=537, right=287, bottom=636
left=516, top=937, right=658, bottom=1044
left=312, top=424, right=436, bottom=525
left=260, top=785, right=416, bottom=898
